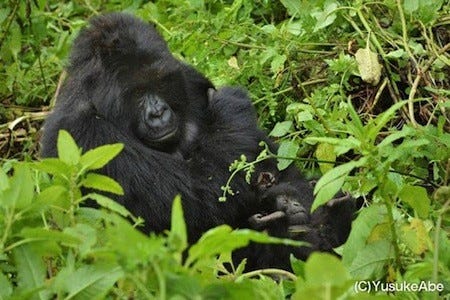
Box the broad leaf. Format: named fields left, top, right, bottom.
left=82, top=173, right=124, bottom=195
left=57, top=130, right=81, bottom=165
left=80, top=143, right=124, bottom=170
left=277, top=140, right=299, bottom=170
left=87, top=193, right=132, bottom=218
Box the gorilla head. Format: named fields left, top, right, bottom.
left=67, top=13, right=212, bottom=154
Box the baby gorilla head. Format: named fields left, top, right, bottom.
left=248, top=182, right=309, bottom=231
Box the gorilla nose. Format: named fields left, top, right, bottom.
left=145, top=98, right=168, bottom=119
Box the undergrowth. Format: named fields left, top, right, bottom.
left=0, top=0, right=449, bottom=299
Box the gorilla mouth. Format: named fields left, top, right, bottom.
left=149, top=126, right=178, bottom=142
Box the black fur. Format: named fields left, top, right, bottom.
left=41, top=13, right=354, bottom=270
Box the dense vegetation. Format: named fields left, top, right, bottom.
left=0, top=0, right=449, bottom=299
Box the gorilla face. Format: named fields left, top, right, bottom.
left=274, top=194, right=308, bottom=225
left=69, top=13, right=211, bottom=154
left=137, top=94, right=179, bottom=145
left=130, top=70, right=188, bottom=151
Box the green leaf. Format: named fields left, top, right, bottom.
left=342, top=204, right=387, bottom=268
left=349, top=240, right=394, bottom=279
left=61, top=265, right=123, bottom=300
left=0, top=272, right=13, bottom=298
left=312, top=1, right=339, bottom=32
left=13, top=244, right=47, bottom=300
left=33, top=158, right=70, bottom=176
left=277, top=140, right=299, bottom=171
left=294, top=253, right=353, bottom=299
left=168, top=195, right=188, bottom=253
left=57, top=130, right=81, bottom=165
left=404, top=0, right=419, bottom=14
left=80, top=143, right=124, bottom=170
left=312, top=159, right=365, bottom=211
left=400, top=218, right=430, bottom=255
left=186, top=225, right=303, bottom=267
left=368, top=101, right=407, bottom=140
left=87, top=193, right=132, bottom=218
left=280, top=0, right=301, bottom=16
left=306, top=253, right=351, bottom=284
left=315, top=143, right=336, bottom=174
left=1, top=164, right=34, bottom=209
left=82, top=173, right=124, bottom=195
left=0, top=167, right=9, bottom=192
left=35, top=185, right=68, bottom=210
left=270, top=54, right=287, bottom=74
left=398, top=185, right=430, bottom=218
left=269, top=121, right=292, bottom=137
left=20, top=227, right=80, bottom=247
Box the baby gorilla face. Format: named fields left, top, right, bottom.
left=274, top=194, right=308, bottom=225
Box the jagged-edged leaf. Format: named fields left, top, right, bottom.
left=312, top=159, right=365, bottom=211
left=87, top=193, right=131, bottom=218
left=398, top=185, right=430, bottom=218
left=82, top=173, right=124, bottom=195
left=62, top=265, right=123, bottom=300
left=80, top=144, right=124, bottom=170
left=349, top=240, right=394, bottom=279
left=12, top=244, right=47, bottom=300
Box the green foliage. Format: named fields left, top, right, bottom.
left=1, top=0, right=449, bottom=298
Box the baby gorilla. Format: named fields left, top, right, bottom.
left=248, top=182, right=309, bottom=232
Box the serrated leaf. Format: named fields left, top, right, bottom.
left=13, top=244, right=47, bottom=300
left=87, top=193, right=132, bottom=218
left=57, top=130, right=81, bottom=165
left=400, top=218, right=429, bottom=255
left=20, top=227, right=80, bottom=247
left=63, top=265, right=123, bottom=300
left=82, top=173, right=124, bottom=195
left=312, top=1, right=339, bottom=32
left=404, top=0, right=419, bottom=14
left=186, top=225, right=303, bottom=267
left=33, top=158, right=70, bottom=176
left=368, top=100, right=407, bottom=140
left=277, top=140, right=299, bottom=171
left=312, top=159, right=364, bottom=211
left=269, top=121, right=292, bottom=137
left=270, top=54, right=287, bottom=74
left=398, top=185, right=430, bottom=218
left=305, top=253, right=351, bottom=286
left=36, top=185, right=68, bottom=210
left=0, top=271, right=12, bottom=298
left=355, top=48, right=382, bottom=86
left=80, top=143, right=124, bottom=170
left=280, top=0, right=301, bottom=16
left=349, top=240, right=394, bottom=279
left=342, top=204, right=387, bottom=267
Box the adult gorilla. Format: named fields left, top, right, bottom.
left=41, top=13, right=275, bottom=240
left=41, top=13, right=354, bottom=269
